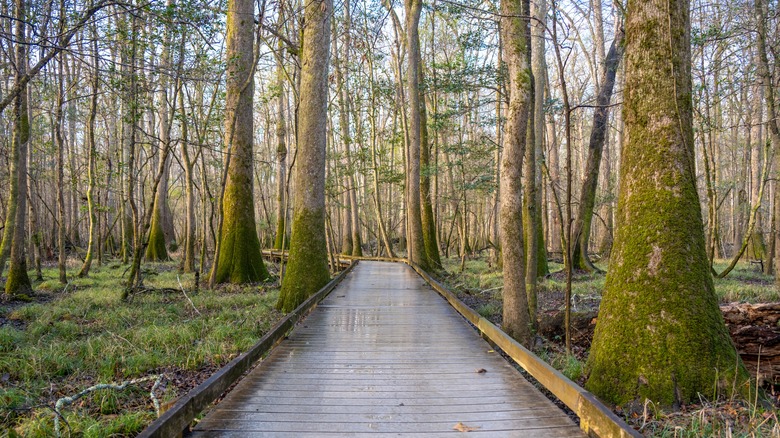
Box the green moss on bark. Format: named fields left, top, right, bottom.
left=276, top=209, right=330, bottom=312
left=273, top=216, right=287, bottom=250
left=145, top=206, right=169, bottom=261
left=5, top=253, right=31, bottom=297
left=214, top=175, right=269, bottom=284
left=585, top=0, right=747, bottom=407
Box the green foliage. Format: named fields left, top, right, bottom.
left=0, top=261, right=282, bottom=435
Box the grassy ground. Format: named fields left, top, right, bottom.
left=438, top=255, right=780, bottom=437
left=0, top=259, right=282, bottom=437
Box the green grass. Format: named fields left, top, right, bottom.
left=0, top=260, right=282, bottom=436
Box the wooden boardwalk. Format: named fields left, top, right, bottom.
left=190, top=261, right=584, bottom=437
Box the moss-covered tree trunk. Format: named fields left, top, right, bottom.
left=499, top=0, right=533, bottom=346
left=78, top=35, right=99, bottom=277
left=4, top=0, right=32, bottom=297
left=276, top=0, right=332, bottom=312
left=570, top=31, right=624, bottom=272
left=212, top=0, right=269, bottom=284
left=404, top=0, right=429, bottom=270
left=586, top=0, right=747, bottom=407
left=530, top=0, right=548, bottom=278
left=420, top=71, right=441, bottom=269
left=523, top=74, right=539, bottom=328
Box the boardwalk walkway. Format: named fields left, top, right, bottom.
left=190, top=261, right=584, bottom=437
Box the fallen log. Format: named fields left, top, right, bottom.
left=720, top=302, right=780, bottom=384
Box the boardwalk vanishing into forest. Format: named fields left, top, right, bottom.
left=188, top=261, right=584, bottom=437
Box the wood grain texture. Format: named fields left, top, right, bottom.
left=194, top=261, right=583, bottom=436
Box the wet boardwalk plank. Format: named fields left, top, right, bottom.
left=190, top=261, right=583, bottom=437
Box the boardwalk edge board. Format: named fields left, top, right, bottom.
left=136, top=260, right=357, bottom=438
left=406, top=261, right=642, bottom=438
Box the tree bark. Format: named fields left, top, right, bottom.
left=277, top=0, right=332, bottom=312
left=274, top=12, right=288, bottom=251
left=499, top=0, right=533, bottom=346
left=404, top=0, right=429, bottom=270
left=212, top=0, right=269, bottom=284
left=55, top=53, right=67, bottom=285
left=78, top=32, right=100, bottom=277
left=570, top=30, right=624, bottom=271
left=4, top=0, right=32, bottom=297
left=586, top=0, right=747, bottom=406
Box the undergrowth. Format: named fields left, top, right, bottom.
left=439, top=255, right=780, bottom=437
left=0, top=259, right=281, bottom=436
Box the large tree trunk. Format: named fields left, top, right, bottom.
left=276, top=0, right=332, bottom=312
left=211, top=0, right=269, bottom=284
left=586, top=0, right=747, bottom=406
left=499, top=0, right=533, bottom=346
left=570, top=31, right=624, bottom=271
left=4, top=0, right=32, bottom=297
left=404, top=0, right=429, bottom=270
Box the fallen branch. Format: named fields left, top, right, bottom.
left=177, top=275, right=201, bottom=316
left=54, top=374, right=165, bottom=437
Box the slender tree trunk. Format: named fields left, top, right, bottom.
left=420, top=67, right=441, bottom=268
left=273, top=13, right=288, bottom=251
left=586, top=0, right=747, bottom=406
left=78, top=32, right=99, bottom=277
left=4, top=0, right=32, bottom=297
left=276, top=0, right=332, bottom=311
left=530, top=0, right=548, bottom=276
left=570, top=31, right=624, bottom=271
left=499, top=0, right=533, bottom=345
left=404, top=0, right=429, bottom=270
left=754, top=0, right=780, bottom=287
left=56, top=54, right=67, bottom=285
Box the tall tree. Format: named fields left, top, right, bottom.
left=3, top=0, right=32, bottom=297
left=276, top=0, right=333, bottom=312
left=146, top=2, right=176, bottom=262
left=499, top=0, right=533, bottom=345
left=405, top=0, right=430, bottom=270
left=570, top=29, right=625, bottom=271
left=211, top=0, right=269, bottom=284
left=77, top=30, right=100, bottom=277
left=586, top=0, right=747, bottom=405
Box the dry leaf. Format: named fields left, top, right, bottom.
left=453, top=422, right=481, bottom=432
left=475, top=368, right=487, bottom=374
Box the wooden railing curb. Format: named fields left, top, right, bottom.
left=407, top=262, right=641, bottom=438
left=137, top=260, right=357, bottom=438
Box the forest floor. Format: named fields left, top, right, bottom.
left=0, top=258, right=283, bottom=437
left=2, top=255, right=779, bottom=437
left=437, top=255, right=780, bottom=437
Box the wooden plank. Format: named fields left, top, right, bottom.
left=194, top=262, right=583, bottom=436
left=408, top=262, right=642, bottom=438
left=136, top=261, right=357, bottom=438
left=211, top=402, right=550, bottom=414
left=188, top=428, right=585, bottom=438
left=196, top=416, right=579, bottom=433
